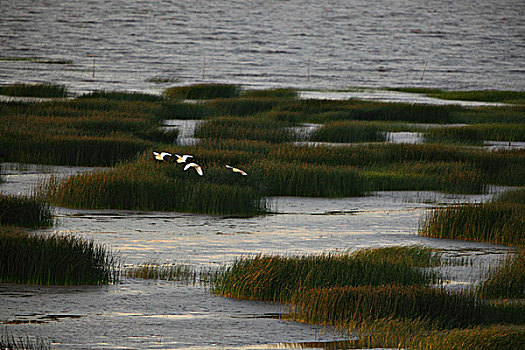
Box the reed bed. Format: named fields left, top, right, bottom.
left=289, top=284, right=525, bottom=329
left=0, top=83, right=68, bottom=98
left=275, top=99, right=457, bottom=123
left=477, top=250, right=525, bottom=299
left=0, top=133, right=156, bottom=166
left=364, top=161, right=486, bottom=194
left=214, top=246, right=441, bottom=302
left=425, top=124, right=525, bottom=145
left=248, top=160, right=370, bottom=197
left=321, top=319, right=525, bottom=350
left=45, top=166, right=266, bottom=216
left=0, top=226, right=120, bottom=285
left=164, top=83, right=241, bottom=100
left=0, top=194, right=53, bottom=227
left=195, top=117, right=295, bottom=143
left=309, top=121, right=386, bottom=143
left=156, top=100, right=217, bottom=120
left=419, top=188, right=525, bottom=246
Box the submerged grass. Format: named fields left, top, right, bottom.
left=124, top=263, right=219, bottom=285
left=0, top=226, right=120, bottom=285
left=0, top=328, right=50, bottom=350
left=0, top=194, right=53, bottom=227
left=0, top=83, right=68, bottom=98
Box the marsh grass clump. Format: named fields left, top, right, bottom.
left=195, top=117, right=295, bottom=143
left=214, top=246, right=441, bottom=302
left=289, top=284, right=525, bottom=329
left=478, top=250, right=525, bottom=299
left=0, top=83, right=68, bottom=98
left=276, top=99, right=457, bottom=124
left=78, top=90, right=164, bottom=102
left=310, top=121, right=387, bottom=143
left=248, top=160, right=370, bottom=197
left=0, top=194, right=53, bottom=227
left=419, top=188, right=525, bottom=246
left=0, top=226, right=120, bottom=285
left=45, top=166, right=267, bottom=216
left=392, top=88, right=525, bottom=105
left=424, top=124, right=525, bottom=145
left=241, top=88, right=298, bottom=99
left=164, top=83, right=241, bottom=100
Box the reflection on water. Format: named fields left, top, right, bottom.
left=0, top=164, right=515, bottom=349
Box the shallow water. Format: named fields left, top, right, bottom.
left=1, top=0, right=523, bottom=95
left=0, top=163, right=513, bottom=348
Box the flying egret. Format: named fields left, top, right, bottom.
left=184, top=162, right=203, bottom=176
left=175, top=154, right=194, bottom=163
left=153, top=151, right=172, bottom=161
left=226, top=165, right=248, bottom=176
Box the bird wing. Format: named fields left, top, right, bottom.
left=182, top=155, right=193, bottom=161
left=225, top=165, right=233, bottom=169
left=195, top=166, right=203, bottom=176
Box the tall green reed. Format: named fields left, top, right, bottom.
left=0, top=194, right=53, bottom=227
left=0, top=226, right=120, bottom=285
left=478, top=250, right=525, bottom=299
left=214, top=246, right=441, bottom=302
left=289, top=284, right=525, bottom=329
left=419, top=188, right=525, bottom=246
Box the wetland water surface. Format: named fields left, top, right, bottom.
left=0, top=163, right=512, bottom=349
left=1, top=0, right=523, bottom=94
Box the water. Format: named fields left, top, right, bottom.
left=1, top=0, right=523, bottom=95
left=0, top=163, right=513, bottom=349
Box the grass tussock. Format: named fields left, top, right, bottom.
left=0, top=83, right=68, bottom=98
left=478, top=250, right=525, bottom=299
left=425, top=124, right=525, bottom=145
left=164, top=83, right=241, bottom=100
left=78, top=90, right=164, bottom=102
left=290, top=284, right=524, bottom=329
left=45, top=164, right=266, bottom=216
left=214, top=246, right=441, bottom=302
left=419, top=188, right=525, bottom=247
left=310, top=121, right=387, bottom=143
left=392, top=88, right=525, bottom=105
left=0, top=194, right=53, bottom=227
left=0, top=226, right=119, bottom=285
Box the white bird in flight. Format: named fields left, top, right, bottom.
left=175, top=154, right=194, bottom=163
left=226, top=165, right=248, bottom=176
left=153, top=151, right=172, bottom=161
left=184, top=162, right=203, bottom=176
